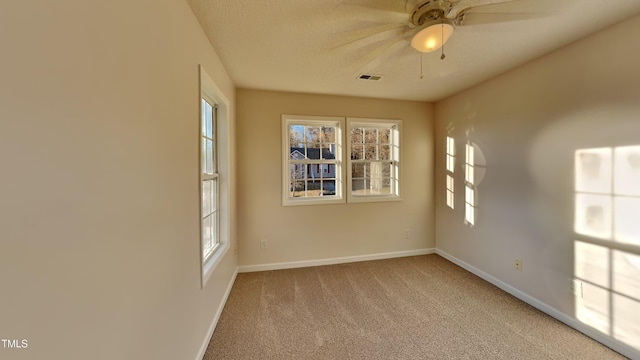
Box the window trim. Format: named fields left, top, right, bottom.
left=281, top=115, right=345, bottom=206
left=199, top=65, right=230, bottom=288
left=346, top=118, right=402, bottom=203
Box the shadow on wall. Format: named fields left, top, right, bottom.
left=529, top=105, right=640, bottom=353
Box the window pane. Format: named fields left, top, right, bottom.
left=211, top=179, right=217, bottom=211
left=365, top=144, right=377, bottom=160
left=350, top=128, right=363, bottom=143
left=202, top=180, right=212, bottom=216
left=614, top=146, right=640, bottom=196
left=289, top=125, right=304, bottom=143
left=321, top=144, right=336, bottom=160
left=352, top=179, right=365, bottom=192
left=306, top=126, right=320, bottom=144
left=201, top=139, right=206, bottom=172
left=322, top=180, right=336, bottom=195
left=368, top=162, right=386, bottom=180
left=352, top=163, right=365, bottom=179
left=380, top=129, right=390, bottom=144
left=205, top=139, right=213, bottom=174
left=351, top=144, right=363, bottom=160
left=201, top=99, right=207, bottom=136
left=322, top=126, right=335, bottom=143
left=308, top=164, right=323, bottom=180
left=202, top=215, right=213, bottom=257
left=306, top=147, right=321, bottom=160
left=380, top=145, right=391, bottom=160
left=205, top=102, right=213, bottom=138
left=575, top=193, right=612, bottom=240
left=576, top=148, right=612, bottom=194
left=365, top=129, right=377, bottom=143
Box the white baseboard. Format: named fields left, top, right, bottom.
left=435, top=249, right=639, bottom=360
left=195, top=266, right=238, bottom=360
left=238, top=248, right=436, bottom=273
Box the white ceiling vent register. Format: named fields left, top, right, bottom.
left=357, top=74, right=383, bottom=81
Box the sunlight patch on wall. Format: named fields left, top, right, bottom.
left=574, top=146, right=640, bottom=351
left=446, top=136, right=455, bottom=209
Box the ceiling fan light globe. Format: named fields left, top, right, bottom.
left=411, top=22, right=454, bottom=53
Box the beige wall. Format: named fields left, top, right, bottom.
left=435, top=14, right=640, bottom=358
left=0, top=1, right=236, bottom=359
left=237, top=90, right=435, bottom=267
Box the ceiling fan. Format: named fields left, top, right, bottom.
left=407, top=0, right=540, bottom=56
left=335, top=0, right=548, bottom=68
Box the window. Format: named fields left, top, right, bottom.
left=199, top=65, right=230, bottom=288
left=446, top=136, right=455, bottom=209
left=464, top=142, right=475, bottom=225
left=201, top=98, right=219, bottom=262
left=282, top=115, right=344, bottom=206
left=347, top=118, right=401, bottom=203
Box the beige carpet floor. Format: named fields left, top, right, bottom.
left=204, top=254, right=625, bottom=359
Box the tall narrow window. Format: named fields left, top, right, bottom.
left=282, top=115, right=344, bottom=206
left=446, top=136, right=455, bottom=209
left=199, top=65, right=229, bottom=288
left=464, top=142, right=475, bottom=225
left=347, top=118, right=401, bottom=203
left=201, top=98, right=219, bottom=262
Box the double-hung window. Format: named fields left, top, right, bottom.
left=347, top=118, right=401, bottom=203
left=201, top=97, right=219, bottom=261
left=282, top=115, right=344, bottom=206
left=199, top=65, right=230, bottom=288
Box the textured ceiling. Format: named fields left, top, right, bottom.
left=186, top=0, right=640, bottom=101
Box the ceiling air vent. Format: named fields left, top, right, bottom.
left=357, top=73, right=383, bottom=81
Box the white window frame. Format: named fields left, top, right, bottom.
left=282, top=115, right=344, bottom=206
left=199, top=65, right=230, bottom=288
left=347, top=118, right=401, bottom=203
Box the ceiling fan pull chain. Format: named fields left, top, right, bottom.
left=420, top=52, right=424, bottom=79
left=440, top=19, right=446, bottom=60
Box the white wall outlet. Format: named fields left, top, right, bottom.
left=260, top=239, right=268, bottom=250
left=514, top=259, right=523, bottom=271
left=404, top=229, right=410, bottom=239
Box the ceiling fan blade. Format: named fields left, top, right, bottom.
left=331, top=24, right=408, bottom=51
left=353, top=36, right=411, bottom=73
left=332, top=3, right=410, bottom=22
left=457, top=11, right=549, bottom=26
left=446, top=0, right=517, bottom=19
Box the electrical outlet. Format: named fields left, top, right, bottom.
left=234, top=247, right=237, bottom=255
left=514, top=259, right=523, bottom=271
left=260, top=239, right=268, bottom=250
left=571, top=279, right=583, bottom=298
left=404, top=229, right=410, bottom=239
